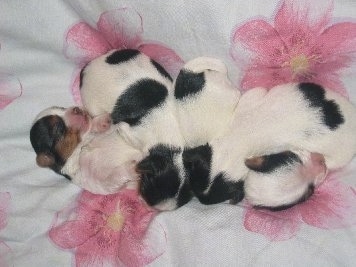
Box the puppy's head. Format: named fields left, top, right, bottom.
left=30, top=106, right=92, bottom=178
left=136, top=144, right=191, bottom=210
left=244, top=151, right=327, bottom=211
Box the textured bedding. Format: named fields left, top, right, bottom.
left=1, top=0, right=356, bottom=266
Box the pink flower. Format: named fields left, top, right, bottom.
left=243, top=173, right=356, bottom=241
left=231, top=0, right=356, bottom=96
left=64, top=7, right=184, bottom=104
left=0, top=192, right=11, bottom=267
left=49, top=189, right=165, bottom=267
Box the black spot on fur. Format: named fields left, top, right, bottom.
left=174, top=69, right=205, bottom=100
left=183, top=144, right=244, bottom=205
left=176, top=179, right=194, bottom=208
left=298, top=83, right=344, bottom=130
left=30, top=115, right=71, bottom=179
left=138, top=145, right=184, bottom=207
left=105, top=49, right=140, bottom=64
left=151, top=59, right=173, bottom=81
left=255, top=184, right=315, bottom=211
left=245, top=151, right=301, bottom=173
left=79, top=66, right=86, bottom=89
left=111, top=78, right=168, bottom=125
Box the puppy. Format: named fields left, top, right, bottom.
left=137, top=57, right=240, bottom=210
left=30, top=106, right=143, bottom=194
left=185, top=82, right=356, bottom=210
left=174, top=57, right=240, bottom=147
left=80, top=48, right=184, bottom=151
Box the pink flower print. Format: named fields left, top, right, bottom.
left=243, top=173, right=356, bottom=241
left=231, top=0, right=356, bottom=96
left=49, top=189, right=166, bottom=267
left=0, top=192, right=11, bottom=267
left=0, top=73, right=22, bottom=110
left=64, top=7, right=184, bottom=104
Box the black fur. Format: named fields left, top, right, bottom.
left=105, top=49, right=140, bottom=65
left=255, top=184, right=315, bottom=211
left=150, top=59, right=173, bottom=81
left=246, top=151, right=301, bottom=173
left=79, top=65, right=86, bottom=89
left=111, top=78, right=168, bottom=125
left=30, top=115, right=71, bottom=180
left=183, top=144, right=245, bottom=205
left=298, top=83, right=344, bottom=130
left=174, top=70, right=205, bottom=100
left=138, top=145, right=192, bottom=207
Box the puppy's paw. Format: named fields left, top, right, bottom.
left=92, top=113, right=112, bottom=133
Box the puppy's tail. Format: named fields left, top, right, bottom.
left=183, top=57, right=227, bottom=74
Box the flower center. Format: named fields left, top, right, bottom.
left=106, top=211, right=125, bottom=232
left=289, top=54, right=310, bottom=75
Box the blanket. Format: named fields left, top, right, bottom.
left=1, top=0, right=356, bottom=266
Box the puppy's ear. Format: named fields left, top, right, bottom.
left=136, top=156, right=167, bottom=176
left=36, top=153, right=55, bottom=168
left=245, top=151, right=299, bottom=173
left=245, top=156, right=265, bottom=172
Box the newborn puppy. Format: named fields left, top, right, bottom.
left=174, top=57, right=240, bottom=147
left=30, top=106, right=143, bottom=194
left=80, top=48, right=184, bottom=151
left=137, top=57, right=240, bottom=210
left=185, top=82, right=356, bottom=210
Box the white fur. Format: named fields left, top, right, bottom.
left=174, top=57, right=241, bottom=147
left=61, top=127, right=144, bottom=194
left=244, top=151, right=327, bottom=207
left=208, top=83, right=356, bottom=206
left=81, top=49, right=173, bottom=116
left=81, top=49, right=185, bottom=152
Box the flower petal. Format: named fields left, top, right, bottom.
left=240, top=64, right=292, bottom=90
left=244, top=206, right=301, bottom=241
left=232, top=19, right=287, bottom=61
left=64, top=22, right=111, bottom=65
left=300, top=175, right=356, bottom=229
left=75, top=229, right=121, bottom=267
left=97, top=8, right=143, bottom=50
left=138, top=43, right=185, bottom=78
left=319, top=22, right=356, bottom=54
left=118, top=219, right=165, bottom=267
left=274, top=0, right=332, bottom=45
left=49, top=220, right=101, bottom=249
left=0, top=74, right=22, bottom=110
left=0, top=193, right=10, bottom=230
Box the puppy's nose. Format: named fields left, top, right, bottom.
left=73, top=107, right=82, bottom=115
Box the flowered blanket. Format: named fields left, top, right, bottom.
left=1, top=0, right=356, bottom=266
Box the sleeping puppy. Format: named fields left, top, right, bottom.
left=80, top=48, right=184, bottom=151
left=137, top=57, right=240, bottom=210
left=184, top=82, right=356, bottom=210
left=174, top=56, right=240, bottom=147
left=30, top=106, right=143, bottom=194
left=139, top=82, right=356, bottom=211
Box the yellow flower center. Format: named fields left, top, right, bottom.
left=106, top=211, right=125, bottom=232
left=289, top=54, right=310, bottom=75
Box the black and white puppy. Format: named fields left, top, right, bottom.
left=80, top=48, right=184, bottom=151
left=30, top=106, right=143, bottom=194
left=79, top=48, right=190, bottom=207
left=137, top=57, right=241, bottom=210
left=185, top=82, right=356, bottom=210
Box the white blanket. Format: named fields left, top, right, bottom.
left=1, top=0, right=356, bottom=266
